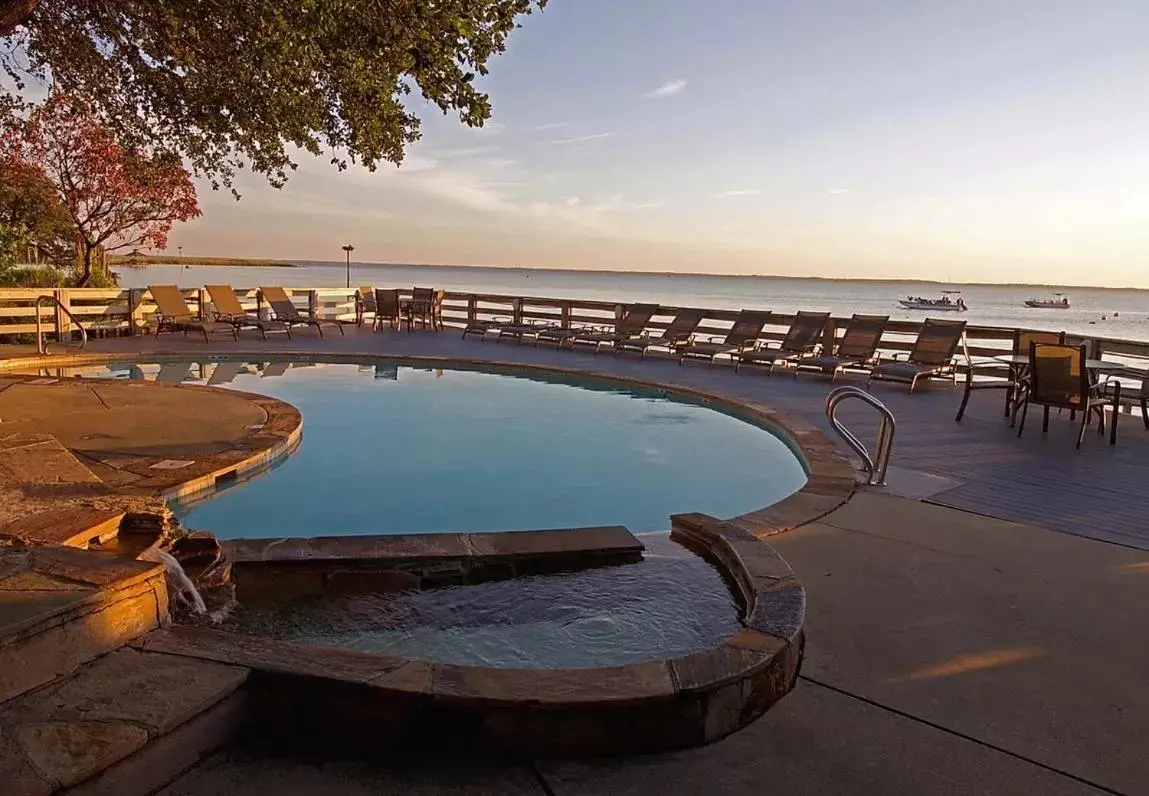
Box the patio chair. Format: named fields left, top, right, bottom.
left=678, top=310, right=771, bottom=366
left=148, top=285, right=238, bottom=343
left=355, top=286, right=376, bottom=327
left=793, top=314, right=888, bottom=382
left=734, top=311, right=830, bottom=374
left=615, top=308, right=706, bottom=357
left=867, top=318, right=968, bottom=393
left=954, top=329, right=1064, bottom=422
left=1106, top=368, right=1148, bottom=430
left=1017, top=342, right=1116, bottom=447
left=373, top=288, right=403, bottom=331
left=259, top=286, right=345, bottom=338
left=205, top=284, right=289, bottom=340
left=571, top=303, right=660, bottom=353
left=406, top=287, right=437, bottom=331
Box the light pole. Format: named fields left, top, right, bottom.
left=342, top=244, right=355, bottom=288
left=177, top=246, right=183, bottom=260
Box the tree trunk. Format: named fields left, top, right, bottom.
left=77, top=240, right=93, bottom=287
left=0, top=0, right=37, bottom=36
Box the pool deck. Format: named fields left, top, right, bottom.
left=4, top=329, right=1149, bottom=795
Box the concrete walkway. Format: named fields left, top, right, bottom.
left=5, top=331, right=1148, bottom=794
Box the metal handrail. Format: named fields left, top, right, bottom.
left=825, top=386, right=896, bottom=486
left=35, top=294, right=88, bottom=355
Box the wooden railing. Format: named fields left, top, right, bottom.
left=3, top=286, right=1149, bottom=372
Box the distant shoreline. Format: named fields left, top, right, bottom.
left=109, top=256, right=296, bottom=268
left=282, top=260, right=1148, bottom=293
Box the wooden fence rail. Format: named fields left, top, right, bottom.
left=3, top=286, right=1149, bottom=372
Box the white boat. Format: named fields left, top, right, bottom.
left=1024, top=293, right=1070, bottom=309
left=897, top=290, right=967, bottom=312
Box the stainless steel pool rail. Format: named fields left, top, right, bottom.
left=825, top=386, right=895, bottom=486
left=35, top=294, right=88, bottom=355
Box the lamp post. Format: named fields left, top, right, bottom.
left=177, top=246, right=183, bottom=259
left=342, top=244, right=355, bottom=289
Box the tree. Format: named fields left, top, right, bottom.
left=0, top=94, right=201, bottom=285
left=0, top=160, right=74, bottom=268
left=2, top=1, right=545, bottom=193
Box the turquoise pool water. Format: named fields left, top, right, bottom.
left=73, top=359, right=808, bottom=538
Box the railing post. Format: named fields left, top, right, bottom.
left=308, top=290, right=319, bottom=319
left=128, top=288, right=143, bottom=336
left=53, top=288, right=70, bottom=340
left=512, top=298, right=523, bottom=325
left=561, top=301, right=571, bottom=329
left=197, top=287, right=208, bottom=320
left=467, top=295, right=477, bottom=324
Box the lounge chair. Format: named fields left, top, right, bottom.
left=734, top=311, right=830, bottom=374
left=1017, top=342, right=1116, bottom=447
left=534, top=323, right=600, bottom=348
left=463, top=298, right=520, bottom=341
left=954, top=329, right=1064, bottom=422
left=867, top=317, right=968, bottom=393
left=259, top=286, right=345, bottom=338
left=154, top=362, right=191, bottom=383
left=148, top=285, right=237, bottom=343
left=205, top=284, right=289, bottom=340
left=571, top=303, right=659, bottom=353
left=497, top=318, right=555, bottom=344
left=793, top=314, right=888, bottom=382
left=206, top=362, right=244, bottom=386
left=615, top=308, right=706, bottom=357
left=678, top=310, right=771, bottom=366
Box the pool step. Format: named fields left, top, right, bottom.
left=0, top=547, right=168, bottom=705
left=0, top=647, right=249, bottom=796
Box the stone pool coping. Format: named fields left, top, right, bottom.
left=226, top=526, right=647, bottom=600
left=132, top=511, right=804, bottom=756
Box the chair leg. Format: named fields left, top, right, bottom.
left=1142, top=398, right=1148, bottom=430
left=1077, top=405, right=1088, bottom=449
left=1017, top=401, right=1029, bottom=437
left=955, top=379, right=973, bottom=422
left=315, top=322, right=324, bottom=339
left=1042, top=406, right=1049, bottom=432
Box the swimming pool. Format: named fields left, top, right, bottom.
left=66, top=359, right=808, bottom=537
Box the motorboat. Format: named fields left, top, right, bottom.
left=897, top=290, right=967, bottom=312
left=1024, top=293, right=1070, bottom=309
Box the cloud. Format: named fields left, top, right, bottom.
left=474, top=121, right=507, bottom=136
left=550, top=132, right=613, bottom=145
left=826, top=188, right=849, bottom=195
left=713, top=189, right=759, bottom=199
left=532, top=122, right=568, bottom=131
left=645, top=79, right=687, bottom=99
left=631, top=201, right=666, bottom=210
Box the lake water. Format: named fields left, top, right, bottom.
left=116, top=261, right=1149, bottom=342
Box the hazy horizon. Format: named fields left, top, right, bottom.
left=167, top=2, right=1149, bottom=289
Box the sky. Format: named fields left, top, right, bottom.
left=172, top=1, right=1149, bottom=287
